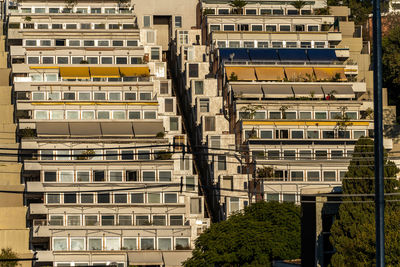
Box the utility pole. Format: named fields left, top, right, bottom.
left=372, top=0, right=385, bottom=265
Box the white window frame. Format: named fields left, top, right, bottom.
left=105, top=237, right=120, bottom=251
left=52, top=237, right=68, bottom=251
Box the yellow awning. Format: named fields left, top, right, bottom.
left=313, top=68, right=346, bottom=81
left=225, top=67, right=256, bottom=81
left=59, top=67, right=90, bottom=79
left=90, top=67, right=120, bottom=78
left=255, top=67, right=285, bottom=81
left=119, top=67, right=150, bottom=77
left=284, top=67, right=314, bottom=81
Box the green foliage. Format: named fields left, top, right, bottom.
left=0, top=248, right=18, bottom=267
left=383, top=24, right=400, bottom=121
left=229, top=72, right=238, bottom=81
left=183, top=201, right=301, bottom=267
left=329, top=138, right=400, bottom=266
left=290, top=0, right=306, bottom=12
left=229, top=0, right=247, bottom=14
left=257, top=166, right=274, bottom=178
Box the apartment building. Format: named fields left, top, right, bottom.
left=172, top=0, right=391, bottom=215
left=7, top=0, right=208, bottom=266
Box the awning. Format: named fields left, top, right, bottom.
left=219, top=48, right=250, bottom=62
left=278, top=49, right=308, bottom=62
left=128, top=251, right=163, bottom=265
left=69, top=122, right=102, bottom=136
left=0, top=69, right=10, bottom=86
left=255, top=67, right=285, bottom=81
left=322, top=84, right=355, bottom=98
left=248, top=49, right=279, bottom=62
left=120, top=67, right=150, bottom=77
left=91, top=253, right=127, bottom=262
left=231, top=84, right=263, bottom=98
left=59, top=67, right=90, bottom=79
left=225, top=67, right=256, bottom=81
left=292, top=84, right=324, bottom=98
left=307, top=49, right=338, bottom=62
left=133, top=121, right=164, bottom=136
left=313, top=67, right=346, bottom=81
left=36, top=122, right=69, bottom=136
left=53, top=254, right=90, bottom=262
left=90, top=67, right=120, bottom=78
left=101, top=122, right=134, bottom=136
left=284, top=67, right=314, bottom=81
left=262, top=84, right=294, bottom=98
left=162, top=251, right=192, bottom=267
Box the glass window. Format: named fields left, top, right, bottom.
left=49, top=8, right=60, bottom=13
left=143, top=171, right=155, bottom=182
left=90, top=8, right=101, bottom=14
left=125, top=92, right=136, bottom=100
left=175, top=16, right=182, bottom=28
left=268, top=150, right=280, bottom=160
left=218, top=155, right=227, bottom=170
left=113, top=111, right=126, bottom=119
left=77, top=171, right=90, bottom=182
left=324, top=171, right=336, bottom=181
left=210, top=25, right=221, bottom=32
left=190, top=198, right=201, bottom=214
left=141, top=238, right=154, bottom=250
left=346, top=112, right=357, bottom=119
left=87, top=57, right=98, bottom=64
left=66, top=110, right=79, bottom=120
left=101, top=57, right=113, bottom=64
left=260, top=130, right=273, bottom=139
left=67, top=215, right=80, bottom=226
left=280, top=25, right=291, bottom=31
left=322, top=131, right=335, bottom=139
left=307, top=171, right=320, bottom=181
left=283, top=194, right=296, bottom=202
left=164, top=193, right=177, bottom=203
left=63, top=92, right=75, bottom=100
left=252, top=25, right=263, bottom=31
left=94, top=92, right=106, bottom=100
left=64, top=193, right=77, bottom=204
left=159, top=171, right=171, bottom=182
left=110, top=171, right=122, bottom=182
left=291, top=130, right=304, bottom=139
left=44, top=171, right=57, bottom=182
left=230, top=197, right=240, bottom=213
left=148, top=193, right=161, bottom=203
left=258, top=41, right=269, bottom=48
left=32, top=92, right=45, bottom=100
left=284, top=150, right=296, bottom=160
left=308, top=25, right=319, bottom=31
left=299, top=150, right=312, bottom=160
left=27, top=57, right=39, bottom=64
left=175, top=238, right=190, bottom=250
left=60, top=171, right=73, bottom=183
left=316, top=150, right=328, bottom=159
left=109, top=92, right=121, bottom=101
left=331, top=111, right=341, bottom=119
left=315, top=112, right=327, bottom=119
left=81, top=193, right=94, bottom=204
left=69, top=41, right=81, bottom=47
left=144, top=111, right=156, bottom=119
left=87, top=237, right=102, bottom=250
left=41, top=150, right=53, bottom=160
left=170, top=215, right=183, bottom=225
left=291, top=171, right=303, bottom=181
left=25, top=40, right=37, bottom=46
left=158, top=238, right=171, bottom=250
left=131, top=193, right=144, bottom=203
left=244, top=41, right=254, bottom=48
left=97, top=111, right=109, bottom=119
left=49, top=215, right=63, bottom=226
left=338, top=130, right=350, bottom=139
left=136, top=215, right=150, bottom=225
left=53, top=238, right=67, bottom=251
left=101, top=215, right=114, bottom=226
left=82, top=111, right=95, bottom=120
left=66, top=24, right=77, bottom=29
left=45, top=74, right=57, bottom=81
left=285, top=112, right=296, bottom=119
left=129, top=111, right=141, bottom=120
left=354, top=130, right=365, bottom=139
left=48, top=92, right=61, bottom=100
left=47, top=194, right=60, bottom=204
left=94, top=24, right=105, bottom=30
left=118, top=215, right=131, bottom=225
left=307, top=130, right=319, bottom=139
left=105, top=237, right=120, bottom=251
left=266, top=25, right=277, bottom=31
left=80, top=23, right=91, bottom=29
left=123, top=238, right=137, bottom=250
left=126, top=171, right=138, bottom=182
left=143, top=16, right=151, bottom=27
left=151, top=47, right=160, bottom=60
left=153, top=215, right=166, bottom=226
left=331, top=150, right=343, bottom=159
left=269, top=112, right=281, bottom=119
left=223, top=25, right=234, bottom=31
left=98, top=193, right=110, bottom=203
left=116, top=57, right=128, bottom=64
left=267, top=193, right=279, bottom=201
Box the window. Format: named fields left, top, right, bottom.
left=338, top=130, right=350, bottom=139
left=199, top=98, right=209, bottom=113
left=127, top=40, right=138, bottom=47
left=170, top=117, right=179, bottom=131
left=266, top=25, right=277, bottom=31
left=188, top=64, right=199, bottom=78
left=315, top=42, right=326, bottom=48
left=47, top=194, right=60, bottom=204
left=285, top=112, right=296, bottom=119
left=158, top=238, right=171, bottom=250
left=105, top=8, right=115, bottom=14
left=60, top=171, right=74, bottom=183
left=210, top=25, right=221, bottom=32
left=94, top=92, right=106, bottom=100
left=53, top=238, right=67, bottom=251
left=136, top=215, right=150, bottom=225
left=324, top=171, right=336, bottom=181
left=159, top=171, right=171, bottom=182
left=66, top=110, right=79, bottom=120
left=223, top=25, right=234, bottom=31
left=27, top=57, right=39, bottom=64
left=87, top=57, right=98, bottom=64
left=77, top=171, right=90, bottom=182
left=141, top=238, right=154, bottom=250
left=260, top=130, right=273, bottom=139
left=218, top=9, right=229, bottom=14
left=291, top=171, right=304, bottom=181
left=94, top=24, right=105, bottom=30
left=148, top=193, right=161, bottom=203
left=230, top=197, right=240, bottom=213
left=276, top=129, right=289, bottom=139
left=113, top=111, right=126, bottom=119
left=258, top=42, right=269, bottom=48
left=354, top=130, right=365, bottom=139
left=49, top=215, right=63, bottom=226
left=186, top=176, right=195, bottom=191
left=25, top=40, right=36, bottom=46
left=284, top=150, right=296, bottom=160
left=205, top=117, right=215, bottom=131
left=283, top=194, right=296, bottom=202
left=175, top=16, right=182, bottom=28
left=308, top=25, right=319, bottom=31
left=180, top=156, right=190, bottom=170
left=44, top=171, right=57, bottom=182
left=41, top=150, right=53, bottom=160
left=261, top=9, right=272, bottom=14
left=88, top=237, right=102, bottom=250
left=331, top=150, right=343, bottom=159
left=143, top=16, right=151, bottom=27
left=267, top=193, right=279, bottom=201
left=105, top=237, right=120, bottom=251
left=316, top=150, right=328, bottom=159
left=307, top=171, right=320, bottom=181
left=98, top=193, right=110, bottom=204
left=67, top=215, right=80, bottom=226
left=176, top=238, right=190, bottom=250
left=229, top=41, right=240, bottom=48
left=37, top=24, right=49, bottom=29
left=110, top=171, right=122, bottom=182
left=151, top=47, right=160, bottom=60
left=101, top=215, right=114, bottom=226
left=322, top=131, right=335, bottom=139
left=272, top=42, right=283, bottom=48
left=268, top=150, right=280, bottom=160
left=190, top=197, right=201, bottom=214
left=217, top=155, right=227, bottom=170
left=101, top=57, right=113, bottom=64
left=122, top=150, right=134, bottom=160
left=118, top=215, right=132, bottom=225
left=280, top=25, right=291, bottom=31
left=143, top=171, right=155, bottom=182
left=269, top=112, right=281, bottom=119
left=346, top=112, right=357, bottom=119
left=71, top=56, right=84, bottom=64
left=78, top=92, right=91, bottom=100
left=45, top=74, right=57, bottom=82
left=286, top=42, right=297, bottom=48
left=129, top=111, right=140, bottom=120
left=153, top=215, right=166, bottom=226
left=131, top=193, right=144, bottom=203
left=81, top=111, right=95, bottom=120
left=307, top=130, right=319, bottom=139
left=42, top=56, right=54, bottom=64
left=40, top=40, right=51, bottom=47
left=252, top=25, right=263, bottom=31
left=123, top=238, right=137, bottom=250
left=81, top=193, right=94, bottom=204
left=90, top=8, right=101, bottom=13
left=301, top=41, right=311, bottom=48
left=49, top=8, right=59, bottom=13
left=64, top=193, right=77, bottom=204
left=292, top=130, right=304, bottom=139
left=164, top=193, right=177, bottom=203
left=170, top=215, right=183, bottom=225
left=246, top=9, right=257, bottom=15
left=116, top=57, right=128, bottom=64
left=244, top=41, right=254, bottom=48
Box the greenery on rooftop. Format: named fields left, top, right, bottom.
left=229, top=0, right=248, bottom=14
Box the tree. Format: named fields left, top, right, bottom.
left=329, top=138, right=400, bottom=266
left=184, top=201, right=301, bottom=267
left=383, top=23, right=400, bottom=121
left=0, top=248, right=18, bottom=267
left=229, top=0, right=247, bottom=14
left=290, top=0, right=306, bottom=14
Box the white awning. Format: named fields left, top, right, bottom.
left=128, top=251, right=163, bottom=265
left=162, top=251, right=192, bottom=267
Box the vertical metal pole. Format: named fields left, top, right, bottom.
left=372, top=0, right=385, bottom=265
